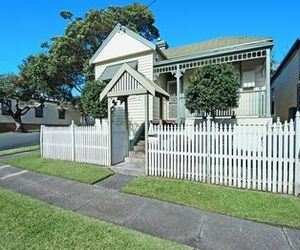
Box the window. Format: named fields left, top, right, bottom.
left=58, top=109, right=65, bottom=119
left=242, top=70, right=255, bottom=88
left=1, top=100, right=11, bottom=115
left=35, top=106, right=43, bottom=118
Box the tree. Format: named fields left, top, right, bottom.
left=81, top=80, right=107, bottom=122
left=47, top=3, right=159, bottom=92
left=185, top=64, right=240, bottom=119
left=0, top=53, right=71, bottom=132
left=0, top=74, right=42, bottom=132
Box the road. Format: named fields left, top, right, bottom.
left=0, top=132, right=40, bottom=150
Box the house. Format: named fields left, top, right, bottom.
left=271, top=38, right=300, bottom=121
left=89, top=24, right=274, bottom=143
left=0, top=100, right=82, bottom=132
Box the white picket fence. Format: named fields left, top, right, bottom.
left=148, top=113, right=300, bottom=196
left=41, top=122, right=109, bottom=166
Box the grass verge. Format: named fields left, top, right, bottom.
left=122, top=177, right=300, bottom=229
left=0, top=187, right=187, bottom=250
left=4, top=154, right=113, bottom=184
left=0, top=145, right=40, bottom=156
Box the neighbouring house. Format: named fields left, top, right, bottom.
left=89, top=23, right=274, bottom=141
left=0, top=100, right=82, bottom=132
left=271, top=38, right=300, bottom=121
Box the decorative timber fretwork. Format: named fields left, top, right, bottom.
left=154, top=49, right=267, bottom=74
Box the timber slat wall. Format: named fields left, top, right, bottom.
left=41, top=122, right=109, bottom=166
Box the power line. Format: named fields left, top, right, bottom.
left=147, top=0, right=158, bottom=8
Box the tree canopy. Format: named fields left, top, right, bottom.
left=185, top=64, right=240, bottom=119
left=47, top=3, right=159, bottom=92
left=1, top=3, right=159, bottom=131
left=81, top=80, right=107, bottom=121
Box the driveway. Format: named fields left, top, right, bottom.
left=0, top=163, right=299, bottom=249
left=0, top=132, right=40, bottom=150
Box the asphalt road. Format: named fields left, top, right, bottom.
left=0, top=132, right=40, bottom=150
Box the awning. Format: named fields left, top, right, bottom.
left=100, top=63, right=170, bottom=101
left=99, top=61, right=138, bottom=81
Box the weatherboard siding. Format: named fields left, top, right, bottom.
left=95, top=52, right=155, bottom=137
left=272, top=51, right=299, bottom=121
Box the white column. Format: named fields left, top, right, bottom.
left=174, top=64, right=183, bottom=124
left=159, top=96, right=164, bottom=121
left=144, top=94, right=149, bottom=175
left=265, top=49, right=271, bottom=117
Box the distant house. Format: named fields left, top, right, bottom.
left=271, top=38, right=300, bottom=121
left=89, top=24, right=274, bottom=141
left=0, top=101, right=82, bottom=132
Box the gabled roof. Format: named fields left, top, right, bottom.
left=162, top=36, right=273, bottom=59
left=90, top=23, right=157, bottom=65
left=271, top=38, right=300, bottom=83
left=100, top=63, right=169, bottom=101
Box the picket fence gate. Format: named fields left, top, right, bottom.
left=148, top=113, right=300, bottom=196
left=41, top=122, right=109, bottom=166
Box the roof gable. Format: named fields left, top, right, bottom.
left=100, top=63, right=169, bottom=101
left=90, top=24, right=156, bottom=65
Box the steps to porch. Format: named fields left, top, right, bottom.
left=111, top=139, right=145, bottom=176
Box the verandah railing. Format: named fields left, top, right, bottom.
left=148, top=112, right=300, bottom=196
left=180, top=88, right=266, bottom=118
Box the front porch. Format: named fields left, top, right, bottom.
left=154, top=47, right=272, bottom=124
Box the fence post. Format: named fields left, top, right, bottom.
left=295, top=111, right=300, bottom=196
left=71, top=120, right=75, bottom=162
left=207, top=115, right=211, bottom=183
left=40, top=125, right=43, bottom=158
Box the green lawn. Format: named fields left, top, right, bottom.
left=0, top=145, right=40, bottom=156
left=4, top=154, right=113, bottom=184
left=0, top=188, right=187, bottom=250
left=122, top=177, right=300, bottom=229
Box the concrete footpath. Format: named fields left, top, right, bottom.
left=0, top=163, right=299, bottom=250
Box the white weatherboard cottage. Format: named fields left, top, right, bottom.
left=42, top=25, right=300, bottom=195
left=89, top=24, right=274, bottom=160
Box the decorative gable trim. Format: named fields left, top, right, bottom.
left=100, top=63, right=169, bottom=101
left=89, top=23, right=156, bottom=65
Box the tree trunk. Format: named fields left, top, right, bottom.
left=211, top=110, right=216, bottom=121
left=13, top=113, right=26, bottom=133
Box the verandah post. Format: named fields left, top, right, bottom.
left=295, top=111, right=300, bottom=196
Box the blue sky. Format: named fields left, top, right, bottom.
left=0, top=0, right=299, bottom=74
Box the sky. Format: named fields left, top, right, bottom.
left=0, top=0, right=299, bottom=74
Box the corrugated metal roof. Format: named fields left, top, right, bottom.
left=163, top=36, right=272, bottom=59
left=99, top=61, right=137, bottom=81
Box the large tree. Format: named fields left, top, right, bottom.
left=0, top=3, right=159, bottom=131
left=47, top=4, right=159, bottom=92
left=185, top=64, right=240, bottom=119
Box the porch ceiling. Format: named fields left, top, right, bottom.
left=100, top=63, right=170, bottom=101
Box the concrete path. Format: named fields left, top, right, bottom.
left=0, top=163, right=299, bottom=250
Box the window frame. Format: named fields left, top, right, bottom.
left=35, top=106, right=44, bottom=118
left=58, top=109, right=66, bottom=119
